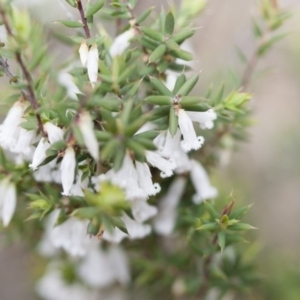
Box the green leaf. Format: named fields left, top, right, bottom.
left=149, top=44, right=167, bottom=63
left=87, top=217, right=101, bottom=235
left=50, top=140, right=67, bottom=151
left=145, top=95, right=171, bottom=106
left=133, top=137, right=156, bottom=151
left=213, top=83, right=225, bottom=105
left=86, top=0, right=106, bottom=17
left=177, top=74, right=199, bottom=96
left=228, top=222, right=257, bottom=231
left=169, top=107, right=178, bottom=137
left=90, top=98, right=120, bottom=111
left=57, top=20, right=83, bottom=28
left=65, top=0, right=77, bottom=7
left=72, top=207, right=98, bottom=219
left=121, top=99, right=134, bottom=125
left=165, top=11, right=175, bottom=35
left=137, top=7, right=154, bottom=24
left=180, top=96, right=205, bottom=106
left=172, top=28, right=196, bottom=44
left=173, top=74, right=186, bottom=94
left=204, top=201, right=219, bottom=219
left=95, top=130, right=113, bottom=142
left=196, top=222, right=219, bottom=231
left=149, top=77, right=173, bottom=96
left=170, top=48, right=193, bottom=61
left=252, top=18, right=263, bottom=38
left=101, top=139, right=119, bottom=160
left=135, top=130, right=159, bottom=140
left=257, top=33, right=289, bottom=56
left=20, top=118, right=37, bottom=131
left=112, top=217, right=128, bottom=234
left=124, top=116, right=149, bottom=136
left=218, top=231, right=226, bottom=252
left=166, top=39, right=180, bottom=51
left=230, top=204, right=253, bottom=220
left=140, top=27, right=165, bottom=42
left=148, top=106, right=170, bottom=120
left=126, top=138, right=146, bottom=157
left=66, top=0, right=77, bottom=7
left=113, top=146, right=126, bottom=171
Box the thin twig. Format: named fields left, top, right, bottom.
left=240, top=52, right=258, bottom=92
left=77, top=0, right=91, bottom=39
left=0, top=5, right=46, bottom=136
left=196, top=199, right=235, bottom=298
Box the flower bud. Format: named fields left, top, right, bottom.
left=29, top=137, right=50, bottom=170
left=87, top=44, right=99, bottom=87
left=44, top=122, right=64, bottom=144
left=60, top=146, right=76, bottom=196
left=78, top=111, right=99, bottom=161
left=0, top=179, right=17, bottom=227
left=79, top=40, right=89, bottom=66
left=109, top=28, right=135, bottom=57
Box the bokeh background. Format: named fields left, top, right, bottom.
left=1, top=0, right=300, bottom=299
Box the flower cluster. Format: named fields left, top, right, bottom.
left=0, top=0, right=267, bottom=298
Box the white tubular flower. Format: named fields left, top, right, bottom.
left=103, top=226, right=127, bottom=244
left=29, top=137, right=50, bottom=170
left=98, top=153, right=145, bottom=200
left=78, top=244, right=130, bottom=288
left=12, top=127, right=35, bottom=157
left=78, top=111, right=99, bottom=161
left=186, top=109, right=217, bottom=130
left=132, top=199, right=158, bottom=223
left=0, top=100, right=27, bottom=150
left=49, top=214, right=91, bottom=257
left=58, top=72, right=82, bottom=100
left=153, top=177, right=186, bottom=236
left=33, top=159, right=60, bottom=184
left=190, top=160, right=218, bottom=204
left=158, top=129, right=192, bottom=174
left=0, top=179, right=17, bottom=227
left=135, top=161, right=161, bottom=196
left=109, top=28, right=135, bottom=57
left=79, top=40, right=89, bottom=66
left=44, top=122, right=64, bottom=144
left=145, top=150, right=176, bottom=178
left=36, top=263, right=99, bottom=300
left=177, top=109, right=204, bottom=152
left=61, top=146, right=76, bottom=196
left=87, top=44, right=99, bottom=87
left=165, top=70, right=178, bottom=91
left=70, top=170, right=89, bottom=197
left=122, top=214, right=151, bottom=239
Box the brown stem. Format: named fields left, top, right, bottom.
left=0, top=4, right=46, bottom=136
left=77, top=0, right=91, bottom=39
left=240, top=52, right=258, bottom=92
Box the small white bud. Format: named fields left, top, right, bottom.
left=0, top=179, right=17, bottom=227
left=87, top=44, right=99, bottom=87
left=60, top=146, right=76, bottom=196
left=79, top=40, right=89, bottom=66
left=109, top=28, right=135, bottom=57
left=29, top=137, right=50, bottom=170
left=44, top=122, right=64, bottom=144
left=177, top=109, right=204, bottom=152
left=78, top=111, right=99, bottom=161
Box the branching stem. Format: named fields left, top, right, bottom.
left=77, top=0, right=91, bottom=39
left=0, top=4, right=46, bottom=136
